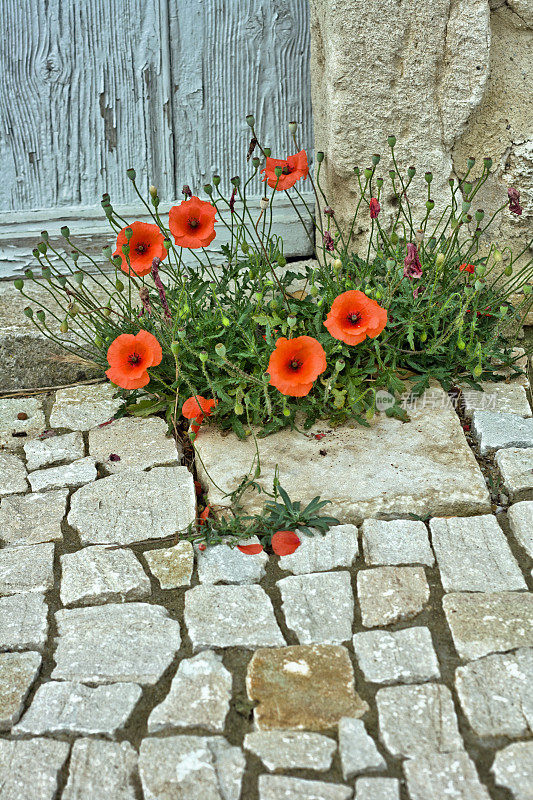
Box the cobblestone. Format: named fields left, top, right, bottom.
left=196, top=537, right=267, bottom=584
left=403, top=752, right=491, bottom=800
left=353, top=627, right=440, bottom=684
left=28, top=456, right=97, bottom=492
left=145, top=540, right=194, bottom=588
left=0, top=543, right=55, bottom=596
left=361, top=518, right=434, bottom=566
left=0, top=738, right=70, bottom=800
left=491, top=741, right=533, bottom=800
left=277, top=524, right=359, bottom=574
left=0, top=593, right=48, bottom=651
left=50, top=383, right=122, bottom=430
left=244, top=731, right=337, bottom=772
left=338, top=717, right=386, bottom=779
left=0, top=489, right=67, bottom=547
left=508, top=500, right=533, bottom=558
left=472, top=410, right=533, bottom=455
left=258, top=776, right=352, bottom=800
left=60, top=545, right=151, bottom=606
left=496, top=448, right=533, bottom=502
left=0, top=453, right=28, bottom=497
left=24, top=431, right=84, bottom=470
left=88, top=416, right=180, bottom=472
left=62, top=739, right=138, bottom=800
left=0, top=397, right=46, bottom=450
left=278, top=571, right=354, bottom=644
left=357, top=566, right=430, bottom=627
left=0, top=651, right=41, bottom=730
left=462, top=382, right=531, bottom=419
left=355, top=777, right=400, bottom=800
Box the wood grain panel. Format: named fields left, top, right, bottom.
left=168, top=0, right=312, bottom=194
left=0, top=0, right=174, bottom=211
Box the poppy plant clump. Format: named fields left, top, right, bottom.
left=17, top=118, right=532, bottom=441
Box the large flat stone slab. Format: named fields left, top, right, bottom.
left=0, top=738, right=70, bottom=800
left=278, top=571, right=354, bottom=644
left=68, top=466, right=196, bottom=545
left=147, top=650, right=232, bottom=733
left=496, top=448, right=533, bottom=502
left=139, top=735, right=245, bottom=800
left=404, top=752, right=491, bottom=800
left=492, top=742, right=533, bottom=800
left=430, top=515, right=527, bottom=592
left=247, top=644, right=369, bottom=731
left=60, top=545, right=151, bottom=606
left=0, top=543, right=55, bottom=596
left=0, top=489, right=67, bottom=547
left=196, top=387, right=490, bottom=521
left=49, top=383, right=122, bottom=430
left=443, top=592, right=533, bottom=661
left=0, top=651, right=41, bottom=730
left=14, top=680, right=142, bottom=736
left=184, top=584, right=285, bottom=650
left=244, top=731, right=337, bottom=772
left=0, top=593, right=49, bottom=652
left=89, top=416, right=180, bottom=472
left=52, top=602, right=181, bottom=684
left=455, top=649, right=533, bottom=738
left=62, top=739, right=138, bottom=800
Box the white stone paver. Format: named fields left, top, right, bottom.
left=0, top=398, right=46, bottom=450
left=472, top=410, right=533, bottom=455
left=338, top=717, right=386, bottom=780
left=50, top=383, right=122, bottom=430
left=196, top=537, right=268, bottom=584
left=361, top=518, right=434, bottom=566
left=278, top=571, right=354, bottom=644
left=376, top=683, right=464, bottom=758
left=14, top=680, right=142, bottom=736
left=68, top=466, right=196, bottom=545
left=60, top=545, right=151, bottom=606
left=0, top=543, right=55, bottom=596
left=184, top=584, right=285, bottom=650
left=353, top=627, right=440, bottom=684
left=404, top=752, right=491, bottom=800
left=508, top=500, right=533, bottom=557
left=0, top=738, right=70, bottom=800
left=357, top=566, right=430, bottom=627
left=0, top=651, right=41, bottom=730
left=24, top=431, right=84, bottom=470
left=0, top=593, right=49, bottom=651
left=28, top=456, right=97, bottom=492
left=492, top=742, right=533, bottom=800
left=88, top=416, right=180, bottom=472
left=139, top=735, right=245, bottom=800
left=244, top=731, right=337, bottom=772
left=145, top=541, right=194, bottom=588
left=462, top=382, right=531, bottom=418
left=355, top=777, right=400, bottom=800
left=258, top=776, right=352, bottom=800
left=0, top=453, right=28, bottom=497
left=430, top=515, right=527, bottom=592
left=443, top=592, right=533, bottom=661
left=496, top=447, right=533, bottom=502
left=455, top=648, right=533, bottom=738
left=148, top=651, right=232, bottom=734
left=52, top=602, right=181, bottom=684
left=277, top=525, right=359, bottom=574
left=0, top=489, right=67, bottom=547
left=62, top=739, right=138, bottom=800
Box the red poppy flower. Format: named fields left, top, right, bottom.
left=237, top=543, right=264, bottom=555
left=404, top=243, right=423, bottom=279
left=369, top=198, right=381, bottom=219
left=267, top=336, right=327, bottom=397
left=169, top=197, right=216, bottom=249
left=324, top=290, right=387, bottom=346
left=271, top=530, right=301, bottom=556
left=113, top=222, right=167, bottom=277
left=105, top=330, right=162, bottom=390
left=198, top=506, right=211, bottom=525
left=182, top=395, right=217, bottom=434
left=261, top=150, right=309, bottom=191
left=508, top=187, right=523, bottom=216
left=460, top=263, right=475, bottom=274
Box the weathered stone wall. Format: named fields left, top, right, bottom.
left=309, top=0, right=532, bottom=253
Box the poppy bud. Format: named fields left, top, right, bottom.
left=14, top=279, right=23, bottom=291
left=335, top=359, right=345, bottom=372
left=424, top=172, right=433, bottom=184
left=426, top=200, right=435, bottom=210
left=493, top=250, right=502, bottom=262
left=475, top=264, right=485, bottom=277
left=149, top=185, right=158, bottom=199
left=372, top=154, right=380, bottom=166
left=524, top=285, right=532, bottom=295
left=386, top=258, right=396, bottom=269
left=252, top=157, right=260, bottom=169
left=204, top=184, right=213, bottom=195
left=116, top=279, right=125, bottom=292
left=60, top=226, right=70, bottom=238
left=420, top=332, right=427, bottom=342
left=387, top=135, right=396, bottom=147
left=221, top=317, right=230, bottom=327
left=58, top=275, right=67, bottom=288
left=199, top=351, right=208, bottom=362
left=467, top=157, right=475, bottom=169
left=435, top=253, right=445, bottom=267
left=36, top=310, right=45, bottom=323
left=473, top=363, right=483, bottom=377
left=241, top=241, right=249, bottom=254
left=231, top=176, right=241, bottom=187
left=71, top=250, right=80, bottom=263
left=316, top=151, right=324, bottom=163
left=122, top=246, right=130, bottom=259
left=287, top=315, right=297, bottom=328
left=504, top=265, right=513, bottom=276
left=483, top=157, right=493, bottom=170
left=376, top=177, right=384, bottom=188
left=364, top=168, right=373, bottom=179
left=213, top=174, right=221, bottom=186
left=333, top=258, right=342, bottom=272
left=246, top=114, right=255, bottom=128
left=37, top=242, right=47, bottom=254
left=274, top=167, right=282, bottom=178
left=126, top=168, right=136, bottom=181
left=112, top=255, right=122, bottom=268
left=390, top=232, right=399, bottom=245
left=41, top=267, right=51, bottom=280
left=94, top=335, right=103, bottom=347
left=32, top=249, right=40, bottom=259
left=215, top=343, right=226, bottom=358
left=277, top=255, right=286, bottom=267
left=264, top=147, right=271, bottom=158
left=283, top=406, right=291, bottom=417
left=407, top=166, right=416, bottom=178
left=168, top=341, right=179, bottom=357
left=289, top=121, right=297, bottom=134
left=60, top=319, right=69, bottom=333
left=457, top=337, right=466, bottom=350
left=124, top=227, right=133, bottom=241
left=73, top=272, right=84, bottom=285
left=389, top=170, right=396, bottom=180
left=448, top=178, right=455, bottom=189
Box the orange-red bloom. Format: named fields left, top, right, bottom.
left=369, top=197, right=381, bottom=219
left=182, top=395, right=217, bottom=434
left=267, top=336, right=327, bottom=397
left=271, top=530, right=301, bottom=556
left=106, top=330, right=162, bottom=390
left=169, top=197, right=216, bottom=249
left=324, top=290, right=387, bottom=346
left=261, top=150, right=309, bottom=191
left=460, top=263, right=475, bottom=274
left=114, top=221, right=167, bottom=277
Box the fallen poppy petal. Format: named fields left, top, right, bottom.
left=237, top=543, right=264, bottom=555
left=271, top=530, right=301, bottom=556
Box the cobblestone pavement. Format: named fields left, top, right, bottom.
left=0, top=380, right=532, bottom=800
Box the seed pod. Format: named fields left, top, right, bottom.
left=126, top=167, right=136, bottom=181
left=14, top=279, right=24, bottom=291
left=387, top=135, right=396, bottom=147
